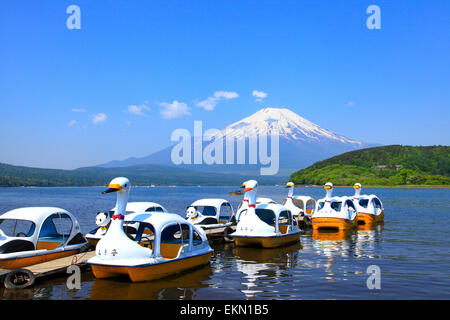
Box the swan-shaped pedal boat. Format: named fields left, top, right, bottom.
left=352, top=183, right=384, bottom=225
left=0, top=207, right=88, bottom=269
left=283, top=182, right=316, bottom=225
left=186, top=198, right=236, bottom=239
left=311, top=182, right=358, bottom=231
left=230, top=180, right=301, bottom=248
left=235, top=181, right=277, bottom=223
left=87, top=177, right=212, bottom=282
left=86, top=201, right=168, bottom=245
left=186, top=198, right=236, bottom=228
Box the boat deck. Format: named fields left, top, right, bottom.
left=0, top=251, right=96, bottom=288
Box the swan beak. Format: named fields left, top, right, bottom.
left=102, top=184, right=122, bottom=194
left=324, top=186, right=332, bottom=190
left=244, top=187, right=253, bottom=192
left=353, top=185, right=360, bottom=190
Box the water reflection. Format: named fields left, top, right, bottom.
left=89, top=264, right=213, bottom=300
left=354, top=224, right=383, bottom=259
left=233, top=242, right=302, bottom=299
left=309, top=225, right=383, bottom=281
left=310, top=229, right=357, bottom=281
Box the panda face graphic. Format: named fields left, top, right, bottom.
left=95, top=212, right=111, bottom=227
left=186, top=206, right=199, bottom=219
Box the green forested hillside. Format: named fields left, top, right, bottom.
left=0, top=163, right=282, bottom=187
left=290, top=145, right=449, bottom=186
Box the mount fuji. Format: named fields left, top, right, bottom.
left=99, top=108, right=378, bottom=176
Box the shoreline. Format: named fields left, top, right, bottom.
left=296, top=184, right=450, bottom=189
left=0, top=184, right=449, bottom=189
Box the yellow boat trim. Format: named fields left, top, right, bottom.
left=90, top=252, right=212, bottom=282
left=312, top=217, right=357, bottom=231
left=356, top=211, right=384, bottom=225
left=87, top=238, right=100, bottom=246
left=0, top=249, right=79, bottom=270
left=233, top=232, right=300, bottom=249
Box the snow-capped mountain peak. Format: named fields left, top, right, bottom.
left=216, top=107, right=362, bottom=145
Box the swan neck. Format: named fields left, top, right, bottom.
left=111, top=189, right=129, bottom=227
left=288, top=187, right=294, bottom=198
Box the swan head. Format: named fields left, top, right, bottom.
left=95, top=211, right=111, bottom=227
left=286, top=182, right=294, bottom=189
left=241, top=180, right=258, bottom=206
left=186, top=206, right=199, bottom=219
left=353, top=183, right=361, bottom=190
left=102, top=177, right=131, bottom=194
left=242, top=180, right=258, bottom=192
left=324, top=182, right=333, bottom=191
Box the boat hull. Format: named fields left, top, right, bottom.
left=0, top=249, right=80, bottom=269
left=233, top=232, right=300, bottom=249
left=312, top=217, right=357, bottom=231
left=90, top=252, right=212, bottom=282
left=356, top=211, right=384, bottom=225
left=86, top=237, right=100, bottom=246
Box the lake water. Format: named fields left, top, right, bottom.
left=0, top=186, right=449, bottom=300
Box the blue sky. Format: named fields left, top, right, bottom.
left=1, top=0, right=449, bottom=169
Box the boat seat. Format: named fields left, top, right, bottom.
left=160, top=242, right=183, bottom=259
left=138, top=241, right=153, bottom=250
left=36, top=235, right=69, bottom=250
left=278, top=225, right=289, bottom=234
left=199, top=217, right=218, bottom=225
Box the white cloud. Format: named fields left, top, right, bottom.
left=252, top=90, right=268, bottom=99
left=71, top=108, right=87, bottom=113
left=214, top=91, right=239, bottom=99
left=126, top=103, right=150, bottom=117
left=196, top=97, right=217, bottom=111
left=347, top=101, right=355, bottom=107
left=196, top=90, right=239, bottom=111
left=92, top=113, right=107, bottom=124
left=67, top=120, right=77, bottom=127
left=159, top=101, right=190, bottom=119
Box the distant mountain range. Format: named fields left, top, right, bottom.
left=0, top=162, right=283, bottom=187
left=0, top=107, right=380, bottom=187
left=100, top=108, right=378, bottom=176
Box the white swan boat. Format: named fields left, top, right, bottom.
left=282, top=182, right=316, bottom=226
left=352, top=183, right=384, bottom=225
left=87, top=177, right=212, bottom=282
left=0, top=207, right=88, bottom=269
left=185, top=198, right=236, bottom=240
left=311, top=182, right=358, bottom=231
left=186, top=198, right=236, bottom=228
left=86, top=201, right=168, bottom=245
left=235, top=181, right=276, bottom=223
left=230, top=180, right=301, bottom=248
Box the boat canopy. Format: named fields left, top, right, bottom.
left=110, top=202, right=167, bottom=214
left=251, top=203, right=295, bottom=234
